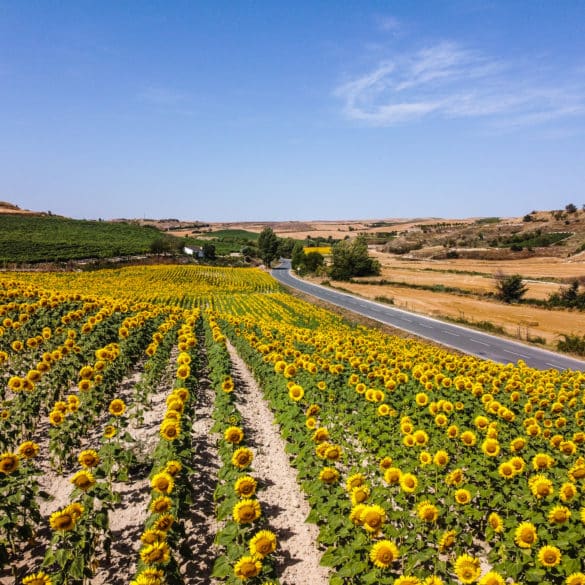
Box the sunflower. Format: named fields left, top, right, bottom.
left=497, top=462, right=515, bottom=479
left=109, top=398, right=126, bottom=417
left=221, top=377, right=234, bottom=393
left=234, top=556, right=262, bottom=580
left=76, top=378, right=91, bottom=392
left=49, top=508, right=77, bottom=532
left=548, top=505, right=571, bottom=525
left=48, top=408, right=66, bottom=426
left=150, top=472, right=174, bottom=495
left=510, top=456, right=525, bottom=474
left=140, top=529, right=167, bottom=544
left=153, top=513, right=174, bottom=532
left=433, top=450, right=449, bottom=467
left=379, top=456, right=393, bottom=470
left=481, top=438, right=500, bottom=457
left=324, top=444, right=342, bottom=461
left=103, top=425, right=117, bottom=439
left=438, top=530, right=456, bottom=552
left=176, top=364, right=190, bottom=380
left=78, top=449, right=100, bottom=468
left=424, top=577, right=444, bottom=585
left=150, top=496, right=173, bottom=514
left=312, top=428, right=329, bottom=443
left=378, top=404, right=391, bottom=416
left=487, top=512, right=504, bottom=533
left=532, top=453, right=554, bottom=470
left=537, top=545, right=561, bottom=568
left=70, top=470, right=96, bottom=491
left=420, top=451, right=432, bottom=465
left=288, top=384, right=304, bottom=401
left=478, top=571, right=505, bottom=585
left=460, top=431, right=477, bottom=446
left=164, top=460, right=182, bottom=477
left=369, top=540, right=399, bottom=568
left=566, top=573, right=585, bottom=585
left=417, top=500, right=439, bottom=523
left=350, top=485, right=370, bottom=505
left=22, top=571, right=53, bottom=585
left=18, top=441, right=40, bottom=459
left=514, top=521, right=538, bottom=548
left=160, top=420, right=180, bottom=441
left=529, top=474, right=554, bottom=499
left=234, top=476, right=257, bottom=498
left=319, top=467, right=340, bottom=484
left=454, top=554, right=481, bottom=584
left=140, top=541, right=170, bottom=565
left=384, top=467, right=402, bottom=485
left=232, top=447, right=254, bottom=469
left=560, top=482, right=577, bottom=502
left=0, top=452, right=19, bottom=474
left=454, top=489, right=472, bottom=505
left=233, top=499, right=261, bottom=524
left=249, top=530, right=277, bottom=558
left=399, top=473, right=418, bottom=493
left=360, top=504, right=386, bottom=533
left=224, top=426, right=245, bottom=444
left=412, top=430, right=428, bottom=446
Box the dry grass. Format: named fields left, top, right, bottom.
left=307, top=249, right=585, bottom=348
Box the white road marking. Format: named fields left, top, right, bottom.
left=470, top=338, right=490, bottom=346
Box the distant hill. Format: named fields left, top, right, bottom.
left=0, top=200, right=42, bottom=215
left=3, top=200, right=585, bottom=264
left=0, top=214, right=178, bottom=264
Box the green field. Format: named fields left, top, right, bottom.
left=0, top=214, right=176, bottom=263
left=182, top=228, right=260, bottom=255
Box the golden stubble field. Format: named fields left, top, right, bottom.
left=310, top=251, right=585, bottom=348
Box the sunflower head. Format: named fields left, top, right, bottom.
left=0, top=452, right=19, bottom=475
left=369, top=540, right=399, bottom=568
left=22, top=571, right=53, bottom=585
left=234, top=555, right=262, bottom=579
left=249, top=530, right=277, bottom=558
left=231, top=447, right=254, bottom=469
left=78, top=449, right=100, bottom=468
left=234, top=475, right=257, bottom=498
left=109, top=398, right=126, bottom=417
left=233, top=499, right=261, bottom=524
left=537, top=545, right=561, bottom=568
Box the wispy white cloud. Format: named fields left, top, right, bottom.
left=335, top=41, right=585, bottom=128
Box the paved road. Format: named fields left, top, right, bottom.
left=271, top=260, right=585, bottom=372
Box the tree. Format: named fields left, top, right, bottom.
left=330, top=235, right=380, bottom=280
left=277, top=237, right=296, bottom=259
left=202, top=243, right=216, bottom=260
left=257, top=227, right=279, bottom=266
left=304, top=251, right=324, bottom=273
left=494, top=272, right=527, bottom=303
left=565, top=203, right=577, bottom=213
left=291, top=242, right=305, bottom=271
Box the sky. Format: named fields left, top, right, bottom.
left=1, top=1, right=584, bottom=222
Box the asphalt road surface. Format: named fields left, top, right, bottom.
left=271, top=260, right=585, bottom=372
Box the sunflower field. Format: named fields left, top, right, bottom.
left=0, top=265, right=584, bottom=585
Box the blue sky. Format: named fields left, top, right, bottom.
left=1, top=1, right=584, bottom=221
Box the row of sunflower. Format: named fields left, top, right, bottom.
left=131, top=309, right=202, bottom=585
left=204, top=314, right=279, bottom=585
left=217, top=298, right=585, bottom=585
